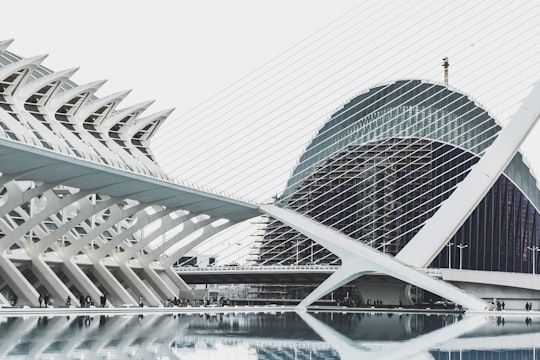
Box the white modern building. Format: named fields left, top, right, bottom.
left=0, top=39, right=539, bottom=311
left=0, top=39, right=258, bottom=307
left=259, top=80, right=540, bottom=308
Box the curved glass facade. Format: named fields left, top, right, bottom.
left=260, top=80, right=540, bottom=274
left=282, top=80, right=540, bottom=209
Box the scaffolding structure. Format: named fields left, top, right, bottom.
left=258, top=138, right=448, bottom=263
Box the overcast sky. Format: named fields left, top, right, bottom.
left=2, top=1, right=355, bottom=113
left=2, top=0, right=540, bottom=203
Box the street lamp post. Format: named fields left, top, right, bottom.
left=457, top=243, right=468, bottom=270
left=446, top=242, right=454, bottom=269
left=528, top=245, right=540, bottom=274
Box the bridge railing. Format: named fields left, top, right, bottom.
left=419, top=268, right=442, bottom=277
left=173, top=264, right=342, bottom=272
left=173, top=265, right=443, bottom=277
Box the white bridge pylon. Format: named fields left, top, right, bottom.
left=397, top=82, right=540, bottom=267
left=260, top=204, right=487, bottom=311
left=259, top=82, right=540, bottom=311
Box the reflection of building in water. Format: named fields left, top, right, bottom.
left=0, top=312, right=539, bottom=359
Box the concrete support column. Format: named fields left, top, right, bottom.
left=141, top=265, right=177, bottom=300
left=61, top=259, right=102, bottom=306
left=0, top=255, right=39, bottom=306
left=91, top=261, right=135, bottom=306
left=30, top=256, right=75, bottom=306
left=0, top=292, right=9, bottom=306
left=116, top=262, right=161, bottom=306
left=162, top=266, right=192, bottom=292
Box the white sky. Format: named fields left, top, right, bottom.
left=2, top=1, right=540, bottom=264
left=2, top=0, right=355, bottom=115
left=3, top=0, right=540, bottom=203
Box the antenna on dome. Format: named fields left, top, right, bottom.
left=442, top=57, right=449, bottom=85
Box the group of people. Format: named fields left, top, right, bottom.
left=166, top=297, right=182, bottom=307
left=526, top=302, right=533, bottom=311
left=37, top=293, right=111, bottom=308
left=33, top=293, right=150, bottom=308
left=76, top=294, right=108, bottom=308
left=38, top=294, right=50, bottom=308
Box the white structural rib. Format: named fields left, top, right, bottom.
left=77, top=89, right=132, bottom=122
left=128, top=108, right=173, bottom=140
left=102, top=100, right=155, bottom=130
left=397, top=81, right=540, bottom=267
left=0, top=39, right=13, bottom=54
left=259, top=204, right=487, bottom=310
left=48, top=80, right=106, bottom=111
left=16, top=67, right=79, bottom=100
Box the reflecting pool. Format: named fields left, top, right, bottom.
left=1, top=310, right=539, bottom=359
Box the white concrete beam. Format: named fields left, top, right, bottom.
left=90, top=261, right=135, bottom=305
left=61, top=259, right=102, bottom=306
left=30, top=256, right=74, bottom=305
left=116, top=262, right=162, bottom=306
left=260, top=204, right=487, bottom=311
left=0, top=255, right=39, bottom=306
left=141, top=266, right=177, bottom=299
left=397, top=82, right=540, bottom=266
left=162, top=266, right=192, bottom=292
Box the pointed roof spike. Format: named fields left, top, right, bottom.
left=128, top=108, right=175, bottom=140
left=16, top=67, right=79, bottom=100
left=102, top=100, right=155, bottom=130
left=77, top=89, right=133, bottom=122
left=0, top=54, right=49, bottom=95
left=0, top=39, right=14, bottom=54
left=17, top=54, right=55, bottom=87
left=22, top=54, right=49, bottom=66
left=132, top=108, right=175, bottom=127
left=0, top=54, right=49, bottom=75
left=48, top=79, right=107, bottom=111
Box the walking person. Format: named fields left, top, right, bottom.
left=38, top=294, right=43, bottom=308
left=139, top=296, right=144, bottom=307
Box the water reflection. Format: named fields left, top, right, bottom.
left=0, top=311, right=538, bottom=359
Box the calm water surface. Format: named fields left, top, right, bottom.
left=1, top=311, right=539, bottom=359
